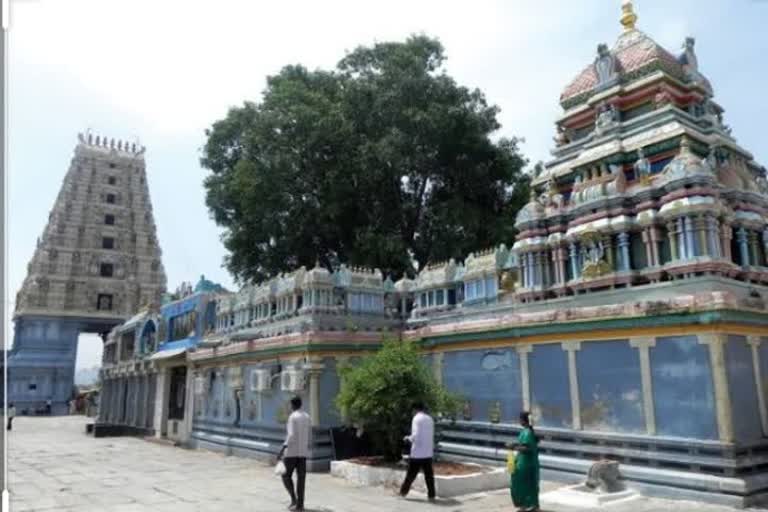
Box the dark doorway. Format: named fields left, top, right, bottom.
left=168, top=367, right=187, bottom=421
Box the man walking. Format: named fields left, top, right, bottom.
left=7, top=403, right=16, bottom=431
left=399, top=401, right=436, bottom=502
left=277, top=396, right=311, bottom=511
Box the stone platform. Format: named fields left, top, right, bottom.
left=8, top=416, right=768, bottom=511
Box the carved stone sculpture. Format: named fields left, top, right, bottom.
left=595, top=103, right=618, bottom=135
left=585, top=460, right=625, bottom=493
left=634, top=147, right=652, bottom=183
left=594, top=43, right=618, bottom=86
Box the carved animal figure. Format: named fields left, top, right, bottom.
left=585, top=460, right=625, bottom=493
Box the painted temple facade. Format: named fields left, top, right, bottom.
left=95, top=3, right=768, bottom=506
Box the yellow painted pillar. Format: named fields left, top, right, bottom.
left=698, top=334, right=734, bottom=443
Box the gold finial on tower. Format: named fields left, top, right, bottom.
left=621, top=0, right=638, bottom=32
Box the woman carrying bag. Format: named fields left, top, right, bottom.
left=510, top=411, right=540, bottom=512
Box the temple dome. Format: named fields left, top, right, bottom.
left=660, top=136, right=714, bottom=183
left=515, top=193, right=545, bottom=226
left=560, top=3, right=712, bottom=107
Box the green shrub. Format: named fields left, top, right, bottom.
left=336, top=340, right=461, bottom=461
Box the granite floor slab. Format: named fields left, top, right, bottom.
left=7, top=416, right=768, bottom=512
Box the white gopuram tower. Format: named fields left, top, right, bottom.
left=8, top=133, right=167, bottom=414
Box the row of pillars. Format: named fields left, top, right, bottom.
left=100, top=374, right=156, bottom=429
left=431, top=334, right=766, bottom=443
left=519, top=219, right=768, bottom=289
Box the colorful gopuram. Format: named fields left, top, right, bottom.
left=94, top=2, right=768, bottom=506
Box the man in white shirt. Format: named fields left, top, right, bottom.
left=277, top=396, right=311, bottom=511
left=399, top=402, right=436, bottom=501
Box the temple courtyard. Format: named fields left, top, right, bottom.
left=4, top=416, right=766, bottom=512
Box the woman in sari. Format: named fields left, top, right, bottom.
left=511, top=411, right=540, bottom=511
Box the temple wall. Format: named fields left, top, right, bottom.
left=434, top=332, right=767, bottom=444
left=442, top=349, right=522, bottom=423
left=759, top=340, right=768, bottom=413
left=725, top=335, right=762, bottom=442
left=318, top=358, right=342, bottom=427
left=577, top=339, right=644, bottom=434
left=650, top=335, right=717, bottom=439
left=190, top=358, right=341, bottom=471
left=529, top=344, right=571, bottom=428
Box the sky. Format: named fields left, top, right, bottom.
left=7, top=0, right=768, bottom=368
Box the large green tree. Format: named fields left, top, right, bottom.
left=202, top=35, right=529, bottom=283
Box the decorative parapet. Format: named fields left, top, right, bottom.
left=404, top=290, right=746, bottom=343
left=463, top=245, right=510, bottom=280
left=76, top=131, right=146, bottom=156
left=413, top=258, right=465, bottom=292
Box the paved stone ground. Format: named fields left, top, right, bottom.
left=6, top=416, right=768, bottom=511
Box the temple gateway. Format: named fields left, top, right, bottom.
left=94, top=2, right=768, bottom=507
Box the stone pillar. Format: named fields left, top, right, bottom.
left=562, top=341, right=582, bottom=430
left=650, top=227, right=661, bottom=266
left=136, top=375, right=145, bottom=428
left=747, top=336, right=768, bottom=436
left=432, top=352, right=444, bottom=385
left=642, top=228, right=653, bottom=267
left=763, top=228, right=768, bottom=265
left=667, top=221, right=679, bottom=261
left=557, top=247, right=567, bottom=286
left=183, top=365, right=196, bottom=444
left=737, top=227, right=750, bottom=267
left=749, top=231, right=760, bottom=267
left=99, top=379, right=110, bottom=422
left=603, top=235, right=615, bottom=271
left=721, top=223, right=733, bottom=262
left=533, top=252, right=542, bottom=288
left=706, top=216, right=720, bottom=258
left=569, top=243, right=579, bottom=280
left=696, top=215, right=708, bottom=257
left=630, top=337, right=657, bottom=435
left=698, top=334, right=734, bottom=443
left=685, top=216, right=697, bottom=258
left=147, top=372, right=157, bottom=430
left=521, top=252, right=529, bottom=288
left=516, top=345, right=533, bottom=412
left=618, top=232, right=631, bottom=272
left=307, top=359, right=324, bottom=427
left=680, top=217, right=691, bottom=259
left=154, top=367, right=170, bottom=439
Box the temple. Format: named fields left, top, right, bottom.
left=93, top=3, right=768, bottom=507
left=8, top=134, right=166, bottom=415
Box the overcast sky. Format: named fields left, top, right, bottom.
left=7, top=0, right=768, bottom=368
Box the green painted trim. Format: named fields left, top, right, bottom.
left=417, top=309, right=768, bottom=348
left=191, top=342, right=383, bottom=365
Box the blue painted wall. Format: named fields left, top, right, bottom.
left=442, top=349, right=522, bottom=423
left=759, top=338, right=768, bottom=422
left=529, top=343, right=571, bottom=428
left=577, top=340, right=644, bottom=433
left=318, top=358, right=342, bottom=427
left=197, top=363, right=298, bottom=428
left=725, top=335, right=763, bottom=442
left=650, top=335, right=718, bottom=439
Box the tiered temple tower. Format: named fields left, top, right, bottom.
left=8, top=133, right=167, bottom=414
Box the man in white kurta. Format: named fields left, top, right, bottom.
left=278, top=396, right=311, bottom=511
left=399, top=402, right=436, bottom=501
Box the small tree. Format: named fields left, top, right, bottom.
left=336, top=340, right=460, bottom=462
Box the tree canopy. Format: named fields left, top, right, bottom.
left=202, top=35, right=529, bottom=283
